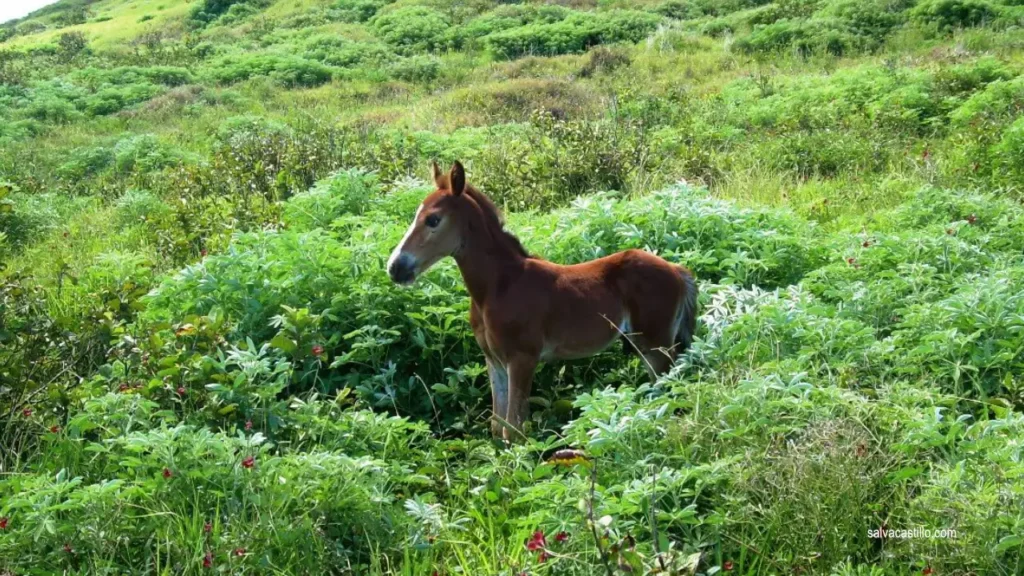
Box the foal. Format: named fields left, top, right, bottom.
left=388, top=161, right=698, bottom=441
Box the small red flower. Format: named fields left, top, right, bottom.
left=0, top=517, right=8, bottom=530
left=312, top=345, right=324, bottom=356
left=554, top=531, right=569, bottom=543
left=723, top=560, right=734, bottom=571
left=50, top=425, right=60, bottom=434
left=119, top=383, right=129, bottom=392
left=163, top=468, right=173, bottom=479
left=245, top=420, right=253, bottom=431
left=203, top=550, right=213, bottom=568
left=922, top=568, right=933, bottom=576
left=967, top=214, right=977, bottom=225
left=846, top=257, right=858, bottom=267
left=22, top=408, right=32, bottom=418
left=63, top=543, right=73, bottom=554
left=862, top=240, right=871, bottom=248
left=233, top=547, right=246, bottom=557
left=204, top=521, right=212, bottom=534
left=538, top=551, right=550, bottom=563
left=526, top=530, right=546, bottom=551
left=242, top=456, right=255, bottom=469
left=177, top=387, right=187, bottom=396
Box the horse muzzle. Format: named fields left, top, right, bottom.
left=387, top=252, right=417, bottom=285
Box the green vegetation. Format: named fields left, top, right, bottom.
left=2, top=0, right=1024, bottom=574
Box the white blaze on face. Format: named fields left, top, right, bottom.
left=388, top=204, right=423, bottom=273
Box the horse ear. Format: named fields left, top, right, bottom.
left=449, top=161, right=465, bottom=197
left=431, top=160, right=443, bottom=185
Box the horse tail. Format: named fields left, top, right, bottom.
left=676, top=267, right=698, bottom=354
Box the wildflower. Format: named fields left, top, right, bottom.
left=526, top=530, right=546, bottom=551
left=923, top=568, right=933, bottom=576
left=846, top=257, right=858, bottom=267
left=862, top=240, right=871, bottom=248
left=233, top=548, right=246, bottom=557
left=538, top=551, right=550, bottom=563
left=22, top=407, right=32, bottom=418
left=203, top=550, right=213, bottom=568
left=554, top=531, right=569, bottom=543
left=922, top=149, right=930, bottom=160
left=49, top=425, right=60, bottom=434
left=967, top=214, right=977, bottom=225
left=163, top=468, right=173, bottom=479
left=245, top=420, right=253, bottom=431
left=0, top=517, right=8, bottom=529
left=204, top=522, right=212, bottom=534
left=724, top=560, right=734, bottom=571
left=312, top=345, right=324, bottom=356
left=242, top=455, right=255, bottom=469
left=63, top=543, right=73, bottom=554
left=201, top=249, right=208, bottom=257
left=119, top=383, right=129, bottom=392
left=177, top=387, right=187, bottom=396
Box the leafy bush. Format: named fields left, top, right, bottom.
left=206, top=53, right=334, bottom=87
left=484, top=10, right=662, bottom=59
left=910, top=0, right=1000, bottom=30
left=372, top=6, right=450, bottom=55
left=328, top=0, right=389, bottom=22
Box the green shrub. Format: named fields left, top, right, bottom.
left=387, top=55, right=441, bottom=82
left=483, top=10, right=662, bottom=59
left=113, top=134, right=188, bottom=173
left=283, top=168, right=380, bottom=230
left=114, top=189, right=173, bottom=229
left=206, top=53, right=333, bottom=87
left=327, top=0, right=389, bottom=22
left=301, top=35, right=393, bottom=67
left=910, top=0, right=1000, bottom=30
left=372, top=6, right=450, bottom=55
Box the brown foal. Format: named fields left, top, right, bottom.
left=388, top=161, right=698, bottom=441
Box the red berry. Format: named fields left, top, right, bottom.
left=242, top=456, right=255, bottom=469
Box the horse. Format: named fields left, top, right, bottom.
left=388, top=161, right=698, bottom=441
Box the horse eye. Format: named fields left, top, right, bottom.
left=425, top=214, right=441, bottom=228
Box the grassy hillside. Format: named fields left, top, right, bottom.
left=2, top=0, right=1024, bottom=574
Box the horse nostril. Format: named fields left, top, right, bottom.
left=388, top=253, right=415, bottom=284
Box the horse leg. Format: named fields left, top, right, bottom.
left=503, top=355, right=538, bottom=443
left=641, top=348, right=674, bottom=382
left=487, top=357, right=509, bottom=439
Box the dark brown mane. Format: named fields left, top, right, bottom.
left=463, top=184, right=531, bottom=259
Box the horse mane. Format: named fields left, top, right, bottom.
left=462, top=185, right=531, bottom=259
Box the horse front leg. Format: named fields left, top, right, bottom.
left=503, top=355, right=539, bottom=443
left=487, top=357, right=509, bottom=439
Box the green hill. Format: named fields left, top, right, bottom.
left=2, top=0, right=1024, bottom=573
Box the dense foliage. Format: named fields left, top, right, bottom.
left=2, top=0, right=1024, bottom=574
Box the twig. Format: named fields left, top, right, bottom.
left=586, top=459, right=615, bottom=576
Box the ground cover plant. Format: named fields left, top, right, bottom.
left=2, top=0, right=1024, bottom=574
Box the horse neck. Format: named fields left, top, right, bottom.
left=453, top=211, right=525, bottom=304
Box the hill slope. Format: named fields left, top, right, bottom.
left=2, top=0, right=1024, bottom=574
